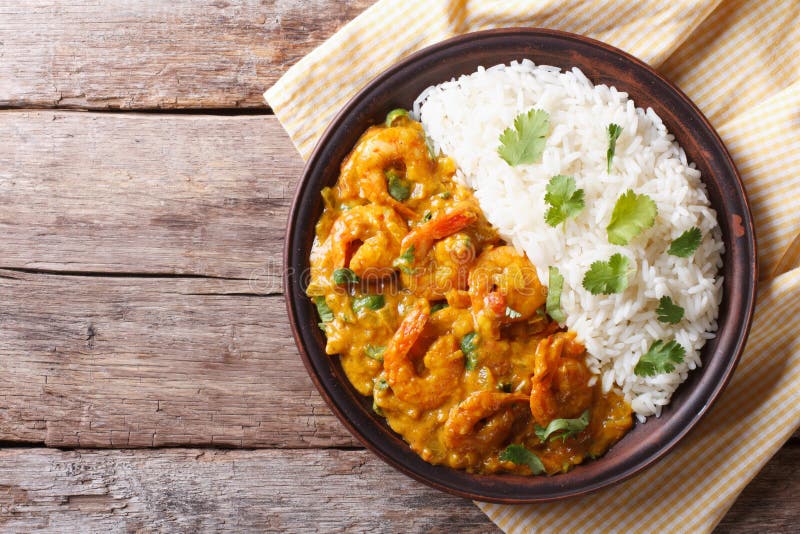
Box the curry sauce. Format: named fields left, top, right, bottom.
left=307, top=112, right=633, bottom=475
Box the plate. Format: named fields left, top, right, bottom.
left=284, top=28, right=757, bottom=503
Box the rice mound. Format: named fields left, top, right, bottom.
left=413, top=60, right=724, bottom=420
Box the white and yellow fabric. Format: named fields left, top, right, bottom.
left=265, top=1, right=800, bottom=531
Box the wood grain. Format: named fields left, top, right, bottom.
left=0, top=111, right=294, bottom=279
left=0, top=268, right=356, bottom=448
left=0, top=448, right=498, bottom=532
left=0, top=0, right=373, bottom=109
left=0, top=446, right=796, bottom=532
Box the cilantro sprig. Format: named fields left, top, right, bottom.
left=497, top=108, right=550, bottom=166
left=634, top=340, right=686, bottom=377
left=607, top=189, right=657, bottom=245
left=546, top=266, right=566, bottom=323
left=607, top=123, right=623, bottom=173
left=668, top=227, right=702, bottom=258
left=544, top=175, right=585, bottom=227
left=535, top=410, right=590, bottom=443
left=499, top=444, right=545, bottom=475
left=656, top=296, right=684, bottom=324
left=582, top=253, right=630, bottom=295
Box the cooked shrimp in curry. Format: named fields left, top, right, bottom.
left=307, top=110, right=633, bottom=475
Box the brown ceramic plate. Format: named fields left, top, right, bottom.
left=284, top=28, right=757, bottom=503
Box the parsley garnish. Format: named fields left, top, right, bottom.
left=607, top=123, right=623, bottom=173
left=385, top=170, right=411, bottom=202
left=634, top=340, right=686, bottom=377
left=365, top=345, right=386, bottom=361
left=582, top=253, right=630, bottom=295
left=392, top=245, right=416, bottom=274
left=332, top=267, right=359, bottom=285
left=668, top=227, right=702, bottom=258
left=607, top=189, right=657, bottom=245
left=461, top=332, right=479, bottom=371
left=351, top=294, right=385, bottom=314
left=505, top=307, right=522, bottom=319
left=430, top=301, right=449, bottom=314
left=544, top=175, right=585, bottom=227
left=535, top=410, right=590, bottom=443
left=497, top=108, right=550, bottom=166
left=656, top=296, right=684, bottom=324
left=499, top=444, right=545, bottom=475
left=546, top=266, right=566, bottom=323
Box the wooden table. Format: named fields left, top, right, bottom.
left=0, top=2, right=796, bottom=531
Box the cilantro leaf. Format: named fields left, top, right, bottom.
left=461, top=332, right=479, bottom=371
left=364, top=345, right=386, bottom=361
left=333, top=267, right=359, bottom=285
left=656, top=296, right=684, bottom=324
left=499, top=444, right=545, bottom=475
left=606, top=189, right=657, bottom=245
left=385, top=170, right=411, bottom=202
left=314, top=296, right=334, bottom=323
left=497, top=108, right=550, bottom=166
left=607, top=123, right=623, bottom=173
left=352, top=294, right=385, bottom=314
left=668, top=227, right=702, bottom=258
left=582, top=253, right=630, bottom=295
left=544, top=175, right=585, bottom=227
left=535, top=410, right=590, bottom=443
left=634, top=340, right=686, bottom=377
left=546, top=266, right=567, bottom=323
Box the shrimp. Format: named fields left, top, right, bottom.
left=443, top=391, right=529, bottom=449
left=529, top=333, right=593, bottom=427
left=468, top=246, right=547, bottom=337
left=383, top=301, right=464, bottom=410
left=338, top=123, right=431, bottom=219
left=398, top=203, right=479, bottom=299
left=324, top=204, right=408, bottom=279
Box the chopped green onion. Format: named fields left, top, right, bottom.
left=385, top=108, right=408, bottom=127
left=461, top=332, right=479, bottom=371
left=430, top=301, right=449, bottom=314
left=365, top=345, right=386, bottom=361
left=314, top=296, right=334, bottom=323
left=333, top=267, right=359, bottom=285
left=352, top=294, right=385, bottom=314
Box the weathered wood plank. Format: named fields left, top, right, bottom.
left=0, top=111, right=295, bottom=279
left=0, top=448, right=498, bottom=532
left=0, top=0, right=373, bottom=109
left=0, top=269, right=356, bottom=448
left=715, top=441, right=800, bottom=533
left=0, top=446, right=796, bottom=532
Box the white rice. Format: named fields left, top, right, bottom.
left=413, top=60, right=724, bottom=421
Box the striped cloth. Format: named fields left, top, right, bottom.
left=265, top=1, right=800, bottom=531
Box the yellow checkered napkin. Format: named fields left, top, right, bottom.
left=266, top=1, right=800, bottom=531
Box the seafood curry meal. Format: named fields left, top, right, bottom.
left=306, top=110, right=633, bottom=475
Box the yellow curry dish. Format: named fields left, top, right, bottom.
left=306, top=111, right=633, bottom=476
